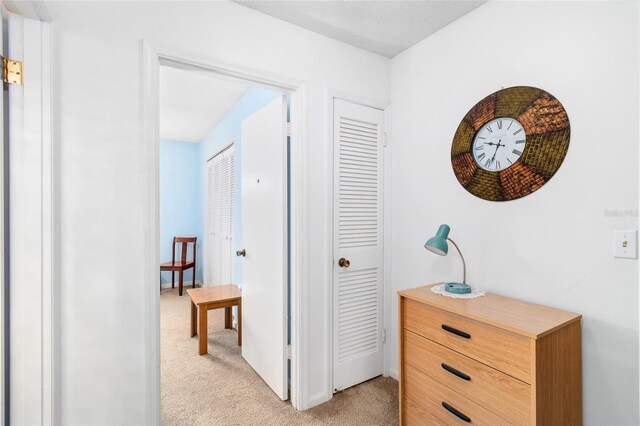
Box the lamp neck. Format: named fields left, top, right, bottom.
left=447, top=238, right=466, bottom=284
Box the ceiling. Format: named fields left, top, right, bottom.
left=160, top=2, right=486, bottom=141
left=160, top=66, right=251, bottom=143
left=235, top=1, right=486, bottom=58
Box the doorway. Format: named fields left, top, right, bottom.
left=154, top=55, right=299, bottom=422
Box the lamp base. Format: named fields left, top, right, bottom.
left=445, top=282, right=472, bottom=294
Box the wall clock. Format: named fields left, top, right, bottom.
left=451, top=86, right=570, bottom=201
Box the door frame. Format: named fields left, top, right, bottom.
left=1, top=5, right=57, bottom=425
left=326, top=90, right=392, bottom=398
left=142, top=41, right=308, bottom=422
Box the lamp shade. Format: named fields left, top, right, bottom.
left=424, top=224, right=450, bottom=256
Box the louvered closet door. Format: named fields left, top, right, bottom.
left=205, top=145, right=235, bottom=285
left=333, top=99, right=385, bottom=392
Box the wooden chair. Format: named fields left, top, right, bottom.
left=160, top=237, right=197, bottom=296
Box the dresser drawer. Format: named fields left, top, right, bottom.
left=404, top=329, right=530, bottom=425
left=403, top=397, right=439, bottom=425
left=404, top=363, right=510, bottom=425
left=403, top=298, right=532, bottom=382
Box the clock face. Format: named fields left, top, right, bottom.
left=472, top=117, right=526, bottom=171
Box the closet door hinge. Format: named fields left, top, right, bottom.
left=2, top=56, right=23, bottom=85
left=287, top=344, right=292, bottom=360
left=287, top=122, right=292, bottom=137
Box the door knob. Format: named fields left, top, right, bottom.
left=338, top=257, right=350, bottom=268
left=236, top=249, right=246, bottom=257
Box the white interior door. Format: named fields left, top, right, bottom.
left=332, top=99, right=384, bottom=392
left=205, top=145, right=235, bottom=285
left=240, top=95, right=288, bottom=400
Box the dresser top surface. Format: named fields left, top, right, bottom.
left=398, top=283, right=581, bottom=339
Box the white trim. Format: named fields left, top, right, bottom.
left=389, top=369, right=399, bottom=381
left=206, top=139, right=235, bottom=163
left=325, top=89, right=391, bottom=401
left=382, top=105, right=393, bottom=379
left=0, top=7, right=7, bottom=423
left=5, top=12, right=55, bottom=424
left=288, top=86, right=307, bottom=410
left=142, top=41, right=308, bottom=420
left=40, top=20, right=57, bottom=426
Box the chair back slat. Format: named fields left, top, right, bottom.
left=172, top=236, right=197, bottom=265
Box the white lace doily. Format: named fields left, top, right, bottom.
left=431, top=284, right=486, bottom=299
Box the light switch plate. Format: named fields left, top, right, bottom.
left=613, top=230, right=638, bottom=259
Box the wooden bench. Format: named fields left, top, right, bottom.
left=187, top=284, right=242, bottom=355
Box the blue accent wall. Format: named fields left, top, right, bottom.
left=160, top=139, right=203, bottom=283
left=200, top=87, right=283, bottom=285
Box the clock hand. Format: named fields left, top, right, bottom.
left=491, top=140, right=501, bottom=162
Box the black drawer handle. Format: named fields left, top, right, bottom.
left=442, top=324, right=471, bottom=339
left=442, top=402, right=471, bottom=423
left=441, top=363, right=471, bottom=381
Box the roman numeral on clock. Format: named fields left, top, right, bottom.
left=513, top=128, right=523, bottom=135
left=515, top=140, right=525, bottom=144
left=485, top=125, right=493, bottom=133
left=477, top=152, right=486, bottom=160
left=512, top=149, right=522, bottom=156
left=484, top=158, right=491, bottom=168
left=497, top=120, right=503, bottom=129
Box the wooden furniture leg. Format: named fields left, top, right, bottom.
left=171, top=271, right=175, bottom=289
left=179, top=270, right=183, bottom=296
left=192, top=263, right=196, bottom=289
left=237, top=300, right=242, bottom=346
left=225, top=307, right=232, bottom=329
left=198, top=305, right=208, bottom=355
left=190, top=300, right=197, bottom=337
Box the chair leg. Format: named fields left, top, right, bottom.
left=172, top=271, right=175, bottom=289
left=192, top=267, right=196, bottom=289
left=179, top=270, right=184, bottom=296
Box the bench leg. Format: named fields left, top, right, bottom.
left=225, top=307, right=232, bottom=329
left=190, top=300, right=197, bottom=337
left=198, top=306, right=208, bottom=355
left=237, top=301, right=242, bottom=346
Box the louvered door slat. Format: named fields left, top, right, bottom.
left=333, top=99, right=384, bottom=392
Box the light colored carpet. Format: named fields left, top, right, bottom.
left=161, top=287, right=399, bottom=425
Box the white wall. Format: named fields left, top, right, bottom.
left=53, top=1, right=389, bottom=423
left=389, top=1, right=639, bottom=425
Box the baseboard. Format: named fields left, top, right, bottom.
left=389, top=369, right=399, bottom=381
left=306, top=391, right=332, bottom=410
left=160, top=280, right=203, bottom=289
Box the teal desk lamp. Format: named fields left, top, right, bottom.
left=424, top=224, right=471, bottom=294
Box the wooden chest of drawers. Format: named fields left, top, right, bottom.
left=398, top=284, right=582, bottom=425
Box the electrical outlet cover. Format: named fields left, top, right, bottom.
left=613, top=230, right=638, bottom=259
